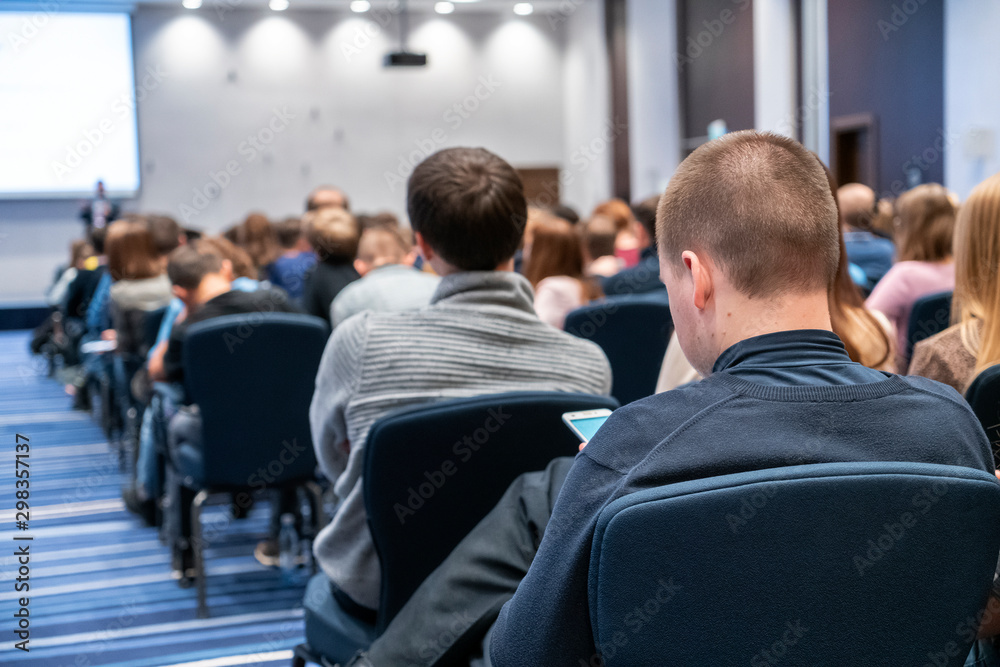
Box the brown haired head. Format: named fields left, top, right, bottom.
left=656, top=130, right=840, bottom=299
left=197, top=235, right=257, bottom=279
left=895, top=183, right=955, bottom=263
left=105, top=219, right=164, bottom=282
left=592, top=199, right=635, bottom=233
left=407, top=147, right=527, bottom=271
left=237, top=213, right=279, bottom=268
left=524, top=217, right=583, bottom=287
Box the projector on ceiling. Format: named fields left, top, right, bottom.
left=384, top=51, right=428, bottom=67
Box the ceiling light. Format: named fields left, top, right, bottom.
left=182, top=0, right=202, bottom=8
left=269, top=0, right=289, bottom=10
left=513, top=2, right=533, bottom=15
left=350, top=0, right=370, bottom=11
left=435, top=2, right=455, bottom=14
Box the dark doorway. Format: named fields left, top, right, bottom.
left=831, top=113, right=878, bottom=189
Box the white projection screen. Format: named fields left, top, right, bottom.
left=0, top=12, right=140, bottom=198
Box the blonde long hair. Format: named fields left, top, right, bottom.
left=954, top=172, right=1000, bottom=376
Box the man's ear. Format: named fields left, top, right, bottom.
left=414, top=232, right=434, bottom=262
left=683, top=250, right=713, bottom=311
left=220, top=259, right=234, bottom=281
left=353, top=258, right=369, bottom=276
left=172, top=285, right=190, bottom=303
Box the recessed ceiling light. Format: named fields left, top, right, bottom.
left=269, top=0, right=289, bottom=10
left=182, top=0, right=202, bottom=8
left=513, top=2, right=533, bottom=15
left=435, top=2, right=455, bottom=14
left=350, top=0, right=370, bottom=12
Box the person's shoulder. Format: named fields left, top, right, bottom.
left=895, top=372, right=974, bottom=408
left=582, top=380, right=735, bottom=472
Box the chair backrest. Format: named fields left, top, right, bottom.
left=364, top=390, right=619, bottom=629
left=967, top=365, right=1000, bottom=467
left=184, top=313, right=328, bottom=488
left=907, top=290, right=953, bottom=360
left=590, top=462, right=1000, bottom=667
left=565, top=293, right=672, bottom=405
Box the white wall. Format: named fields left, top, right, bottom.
left=559, top=0, right=612, bottom=215
left=0, top=5, right=567, bottom=304
left=944, top=0, right=1000, bottom=200
left=626, top=0, right=681, bottom=199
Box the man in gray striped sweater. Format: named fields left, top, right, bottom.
left=309, top=147, right=612, bottom=618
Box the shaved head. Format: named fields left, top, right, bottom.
left=657, top=130, right=840, bottom=299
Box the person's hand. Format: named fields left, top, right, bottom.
left=101, top=329, right=117, bottom=342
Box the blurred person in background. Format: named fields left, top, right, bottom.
left=267, top=216, right=316, bottom=302
left=523, top=216, right=602, bottom=329
left=301, top=207, right=361, bottom=323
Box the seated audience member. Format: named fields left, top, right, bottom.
left=581, top=216, right=623, bottom=278
left=330, top=225, right=439, bottom=327
left=866, top=183, right=956, bottom=372
left=147, top=214, right=186, bottom=258
left=523, top=217, right=602, bottom=329
left=309, top=146, right=612, bottom=618
left=347, top=132, right=993, bottom=667
left=105, top=219, right=174, bottom=355
left=656, top=163, right=895, bottom=392
left=839, top=183, right=895, bottom=284
left=46, top=240, right=93, bottom=308
left=267, top=216, right=316, bottom=301
left=234, top=212, right=279, bottom=278
left=601, top=195, right=664, bottom=296
left=911, top=173, right=1000, bottom=393
left=872, top=196, right=896, bottom=239
left=307, top=185, right=350, bottom=212
left=301, top=208, right=361, bottom=323
left=592, top=198, right=640, bottom=267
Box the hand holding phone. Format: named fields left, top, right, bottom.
left=562, top=409, right=613, bottom=448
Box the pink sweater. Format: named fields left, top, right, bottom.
left=865, top=260, right=955, bottom=371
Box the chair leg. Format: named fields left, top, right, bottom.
left=191, top=489, right=210, bottom=619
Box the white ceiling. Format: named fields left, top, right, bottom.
left=0, top=0, right=573, bottom=13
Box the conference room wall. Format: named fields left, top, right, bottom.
left=0, top=5, right=589, bottom=304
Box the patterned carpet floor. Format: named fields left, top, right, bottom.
left=0, top=331, right=308, bottom=667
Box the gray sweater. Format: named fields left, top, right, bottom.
left=309, top=270, right=612, bottom=610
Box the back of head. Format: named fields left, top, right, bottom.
left=408, top=147, right=527, bottom=271
left=895, top=183, right=956, bottom=263
left=954, top=172, right=1000, bottom=373
left=69, top=239, right=93, bottom=268
left=275, top=216, right=303, bottom=249
left=146, top=214, right=183, bottom=256
left=357, top=226, right=411, bottom=267
left=106, top=219, right=164, bottom=282
left=657, top=130, right=840, bottom=299
left=357, top=211, right=401, bottom=232
left=550, top=204, right=580, bottom=225
left=305, top=207, right=361, bottom=262
left=591, top=198, right=634, bottom=233
left=523, top=217, right=583, bottom=286
left=837, top=183, right=876, bottom=231
left=307, top=186, right=350, bottom=212
left=238, top=213, right=278, bottom=268
left=197, top=235, right=256, bottom=279
left=583, top=215, right=618, bottom=260
left=89, top=226, right=108, bottom=255
left=167, top=241, right=224, bottom=290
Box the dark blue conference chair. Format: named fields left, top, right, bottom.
left=967, top=365, right=1000, bottom=468
left=907, top=290, right=954, bottom=362
left=589, top=462, right=1000, bottom=667
left=172, top=313, right=329, bottom=618
left=294, top=391, right=619, bottom=666
left=565, top=292, right=672, bottom=405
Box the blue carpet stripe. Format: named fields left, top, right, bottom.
left=0, top=332, right=308, bottom=667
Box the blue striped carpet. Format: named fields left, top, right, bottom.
left=0, top=331, right=308, bottom=667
